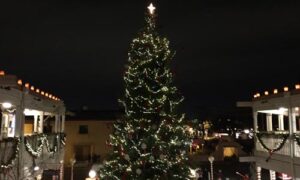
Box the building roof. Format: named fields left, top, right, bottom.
left=66, top=110, right=123, bottom=121
left=0, top=70, right=62, bottom=102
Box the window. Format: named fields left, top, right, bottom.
left=272, top=114, right=279, bottom=131
left=283, top=115, right=289, bottom=131
left=296, top=116, right=300, bottom=131
left=257, top=113, right=267, bottom=131
left=79, top=125, right=88, bottom=134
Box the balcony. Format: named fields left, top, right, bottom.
left=0, top=133, right=65, bottom=173
left=0, top=137, right=19, bottom=169
left=256, top=132, right=300, bottom=158
left=294, top=134, right=300, bottom=158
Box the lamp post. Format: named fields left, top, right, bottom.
left=70, top=158, right=76, bottom=180
left=208, top=156, right=215, bottom=180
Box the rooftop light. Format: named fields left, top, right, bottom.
left=25, top=83, right=30, bottom=88
left=17, top=79, right=22, bottom=85
left=2, top=102, right=12, bottom=109
left=279, top=107, right=288, bottom=113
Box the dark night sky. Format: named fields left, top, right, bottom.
left=1, top=0, right=300, bottom=118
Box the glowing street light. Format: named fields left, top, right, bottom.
left=89, top=170, right=97, bottom=179
left=208, top=156, right=215, bottom=180
left=34, top=166, right=40, bottom=171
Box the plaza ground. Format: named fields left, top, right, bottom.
left=64, top=161, right=270, bottom=180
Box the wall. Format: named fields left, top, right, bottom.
left=64, top=120, right=114, bottom=166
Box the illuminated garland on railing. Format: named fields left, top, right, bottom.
left=256, top=132, right=289, bottom=162
left=24, top=133, right=66, bottom=157
left=59, top=133, right=66, bottom=146
left=294, top=134, right=300, bottom=147
left=45, top=134, right=58, bottom=154
left=0, top=137, right=20, bottom=170
left=25, top=134, right=47, bottom=157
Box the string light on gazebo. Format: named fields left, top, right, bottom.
left=284, top=86, right=289, bottom=92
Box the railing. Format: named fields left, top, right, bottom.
left=256, top=132, right=300, bottom=158
left=0, top=138, right=19, bottom=169
left=255, top=132, right=291, bottom=156
left=24, top=133, right=65, bottom=157
left=294, top=134, right=300, bottom=158
left=294, top=142, right=300, bottom=157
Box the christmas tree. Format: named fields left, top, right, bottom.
left=100, top=3, right=190, bottom=179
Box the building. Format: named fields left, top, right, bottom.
left=0, top=71, right=66, bottom=180
left=238, top=84, right=300, bottom=180
left=64, top=110, right=120, bottom=166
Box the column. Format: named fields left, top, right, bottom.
left=253, top=111, right=258, bottom=132
left=257, top=166, right=262, bottom=180
left=279, top=114, right=284, bottom=131
left=55, top=115, right=59, bottom=133
left=39, top=112, right=44, bottom=133
left=15, top=105, right=25, bottom=179
left=57, top=115, right=61, bottom=133
left=266, top=114, right=273, bottom=131
left=269, top=170, right=276, bottom=180
left=0, top=112, right=6, bottom=139
left=289, top=107, right=295, bottom=177
left=14, top=106, right=25, bottom=137
left=291, top=108, right=297, bottom=133
left=34, top=115, right=38, bottom=133
left=61, top=115, right=65, bottom=132
left=60, top=160, right=64, bottom=180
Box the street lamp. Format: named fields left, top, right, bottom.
left=208, top=156, right=215, bottom=180
left=70, top=158, right=76, bottom=180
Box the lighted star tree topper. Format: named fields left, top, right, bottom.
left=100, top=3, right=191, bottom=179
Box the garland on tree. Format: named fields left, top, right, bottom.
left=0, top=137, right=20, bottom=170
left=256, top=132, right=289, bottom=162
